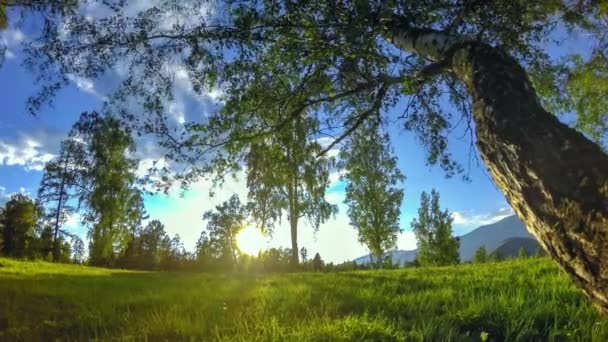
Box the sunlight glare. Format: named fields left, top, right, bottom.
left=236, top=226, right=266, bottom=256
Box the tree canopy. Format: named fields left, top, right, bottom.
left=6, top=0, right=608, bottom=311
left=411, top=190, right=459, bottom=267
left=340, top=122, right=404, bottom=268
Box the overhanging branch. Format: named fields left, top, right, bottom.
left=317, top=85, right=387, bottom=157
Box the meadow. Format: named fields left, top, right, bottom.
left=1, top=257, right=607, bottom=341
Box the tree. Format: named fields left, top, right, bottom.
left=71, top=112, right=145, bottom=267
left=518, top=247, right=528, bottom=259
left=139, top=220, right=170, bottom=270
left=164, top=234, right=187, bottom=270
left=20, top=1, right=608, bottom=310
left=195, top=230, right=213, bottom=270
left=473, top=246, right=487, bottom=264
left=37, top=138, right=88, bottom=262
left=0, top=0, right=77, bottom=66
left=412, top=190, right=459, bottom=266
left=245, top=116, right=337, bottom=265
left=202, top=195, right=248, bottom=270
left=0, top=194, right=41, bottom=258
left=490, top=251, right=505, bottom=263
left=260, top=247, right=292, bottom=273
left=340, top=122, right=404, bottom=268
left=312, top=252, right=324, bottom=272
left=300, top=246, right=308, bottom=263
left=71, top=235, right=85, bottom=263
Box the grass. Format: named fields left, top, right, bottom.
left=1, top=257, right=607, bottom=341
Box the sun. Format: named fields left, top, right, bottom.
left=236, top=226, right=266, bottom=256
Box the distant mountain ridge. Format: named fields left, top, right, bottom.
left=353, top=215, right=537, bottom=265
left=491, top=237, right=540, bottom=258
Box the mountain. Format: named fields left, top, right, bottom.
left=353, top=215, right=535, bottom=265
left=457, top=215, right=533, bottom=261
left=353, top=249, right=417, bottom=265
left=490, top=237, right=540, bottom=258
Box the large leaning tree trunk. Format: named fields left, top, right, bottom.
left=386, top=22, right=608, bottom=312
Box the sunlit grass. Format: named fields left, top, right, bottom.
left=1, top=257, right=607, bottom=341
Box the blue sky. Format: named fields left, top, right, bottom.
left=0, top=8, right=591, bottom=263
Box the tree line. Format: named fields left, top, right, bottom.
left=0, top=111, right=460, bottom=272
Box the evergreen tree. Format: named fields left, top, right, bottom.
left=71, top=235, right=85, bottom=263
left=165, top=234, right=186, bottom=270
left=312, top=252, right=324, bottom=272
left=518, top=247, right=528, bottom=259
left=299, top=247, right=308, bottom=263
left=473, top=246, right=487, bottom=264
left=340, top=122, right=404, bottom=268
left=411, top=190, right=459, bottom=266
left=37, top=138, right=88, bottom=262
left=139, top=220, right=170, bottom=270
left=0, top=194, right=41, bottom=258
left=195, top=230, right=213, bottom=271
left=18, top=0, right=608, bottom=310
left=490, top=251, right=505, bottom=263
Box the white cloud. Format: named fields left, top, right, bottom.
left=66, top=74, right=108, bottom=100
left=328, top=170, right=344, bottom=187
left=135, top=157, right=168, bottom=178
left=397, top=230, right=417, bottom=250
left=64, top=213, right=82, bottom=229
left=1, top=28, right=25, bottom=46
left=325, top=191, right=345, bottom=205
left=452, top=206, right=514, bottom=227
left=0, top=185, right=33, bottom=205
left=0, top=186, right=9, bottom=204
left=317, top=137, right=333, bottom=148
left=0, top=136, right=55, bottom=171
left=4, top=50, right=15, bottom=60
left=1, top=29, right=26, bottom=61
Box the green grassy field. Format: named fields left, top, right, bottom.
left=1, top=257, right=607, bottom=341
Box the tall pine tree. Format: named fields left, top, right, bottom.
left=37, top=138, right=88, bottom=262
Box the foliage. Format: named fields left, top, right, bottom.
left=299, top=247, right=308, bottom=263
left=0, top=194, right=41, bottom=258
left=37, top=138, right=88, bottom=262
left=518, top=247, right=529, bottom=259
left=340, top=122, right=404, bottom=268
left=473, top=246, right=488, bottom=264
left=200, top=195, right=248, bottom=270
left=71, top=235, right=85, bottom=263
left=71, top=112, right=145, bottom=267
left=490, top=251, right=505, bottom=263
left=312, top=252, right=324, bottom=271
left=1, top=257, right=608, bottom=340
left=411, top=190, right=459, bottom=266
left=19, top=2, right=608, bottom=177
left=245, top=114, right=337, bottom=264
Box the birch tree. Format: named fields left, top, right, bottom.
left=340, top=122, right=404, bottom=268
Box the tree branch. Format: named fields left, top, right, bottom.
left=317, top=85, right=387, bottom=157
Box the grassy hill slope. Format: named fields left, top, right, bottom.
left=1, top=257, right=607, bottom=341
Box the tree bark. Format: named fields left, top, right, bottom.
left=389, top=26, right=608, bottom=312
left=52, top=149, right=70, bottom=262
left=288, top=183, right=299, bottom=265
